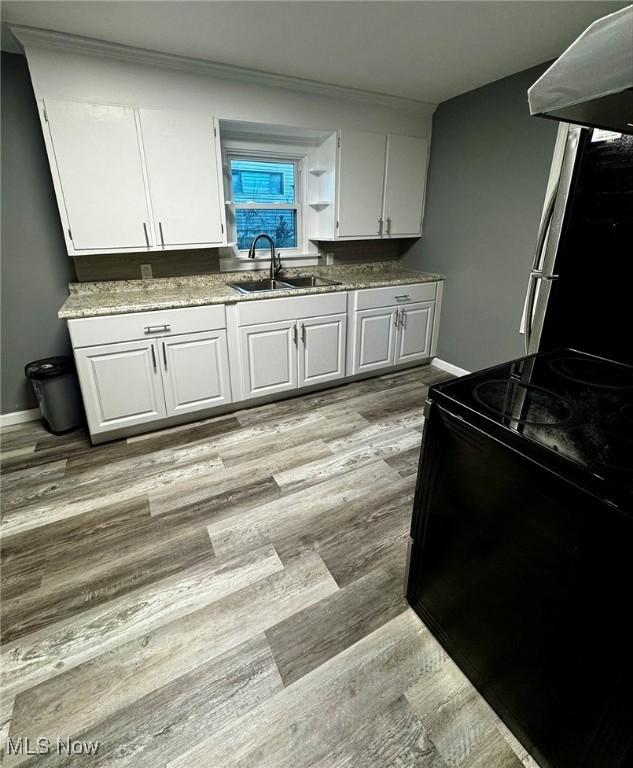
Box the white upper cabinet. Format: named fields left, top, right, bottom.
left=138, top=110, right=225, bottom=247
left=44, top=99, right=152, bottom=252
left=314, top=128, right=429, bottom=241
left=41, top=100, right=226, bottom=255
left=336, top=129, right=387, bottom=238
left=383, top=134, right=429, bottom=237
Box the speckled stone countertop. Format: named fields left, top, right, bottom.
left=58, top=262, right=445, bottom=320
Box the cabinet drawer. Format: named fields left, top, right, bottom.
left=354, top=282, right=437, bottom=311
left=69, top=305, right=226, bottom=348
left=238, top=292, right=347, bottom=326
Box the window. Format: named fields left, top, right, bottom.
left=229, top=157, right=300, bottom=252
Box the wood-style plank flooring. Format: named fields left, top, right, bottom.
left=0, top=365, right=539, bottom=767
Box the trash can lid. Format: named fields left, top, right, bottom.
left=25, top=356, right=74, bottom=380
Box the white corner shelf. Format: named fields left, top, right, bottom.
left=308, top=168, right=327, bottom=177
left=308, top=201, right=332, bottom=209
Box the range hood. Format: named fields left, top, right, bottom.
left=528, top=5, right=633, bottom=135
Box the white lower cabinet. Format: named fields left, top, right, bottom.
left=396, top=301, right=435, bottom=364
left=350, top=284, right=441, bottom=375
left=239, top=320, right=298, bottom=399
left=74, top=339, right=166, bottom=434
left=70, top=282, right=440, bottom=442
left=161, top=330, right=231, bottom=416
left=240, top=314, right=347, bottom=398
left=298, top=314, right=347, bottom=387
left=353, top=307, right=397, bottom=374
left=72, top=309, right=232, bottom=440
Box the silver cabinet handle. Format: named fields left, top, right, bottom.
left=159, top=221, right=165, bottom=248
left=144, top=324, right=171, bottom=334
left=162, top=341, right=168, bottom=370
left=400, top=307, right=406, bottom=328
left=395, top=294, right=411, bottom=302
left=301, top=323, right=306, bottom=345
left=292, top=324, right=298, bottom=345
left=393, top=310, right=399, bottom=328
left=150, top=344, right=157, bottom=372
left=386, top=217, right=392, bottom=235
left=378, top=218, right=383, bottom=235
left=143, top=222, right=150, bottom=248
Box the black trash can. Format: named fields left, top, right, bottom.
left=25, top=356, right=83, bottom=435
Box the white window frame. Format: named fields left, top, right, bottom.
left=226, top=149, right=304, bottom=258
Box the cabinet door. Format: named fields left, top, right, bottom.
left=239, top=320, right=298, bottom=399
left=298, top=314, right=347, bottom=387
left=74, top=340, right=165, bottom=435
left=337, top=129, right=386, bottom=237
left=396, top=301, right=435, bottom=364
left=160, top=330, right=231, bottom=417
left=383, top=134, right=429, bottom=236
left=139, top=109, right=224, bottom=246
left=44, top=99, right=151, bottom=251
left=352, top=307, right=397, bottom=375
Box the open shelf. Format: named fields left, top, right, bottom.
left=308, top=168, right=327, bottom=177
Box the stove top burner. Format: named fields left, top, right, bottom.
left=472, top=379, right=573, bottom=426
left=565, top=425, right=633, bottom=473
left=549, top=356, right=633, bottom=389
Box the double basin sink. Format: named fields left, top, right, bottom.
left=230, top=275, right=340, bottom=294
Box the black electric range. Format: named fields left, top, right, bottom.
left=427, top=348, right=633, bottom=511
left=406, top=349, right=633, bottom=768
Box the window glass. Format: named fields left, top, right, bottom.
left=230, top=157, right=299, bottom=251
left=235, top=209, right=297, bottom=250
left=230, top=159, right=295, bottom=204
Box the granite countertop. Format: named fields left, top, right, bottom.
left=58, top=262, right=445, bottom=320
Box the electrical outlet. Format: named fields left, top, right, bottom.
left=325, top=252, right=335, bottom=266
left=140, top=263, right=153, bottom=279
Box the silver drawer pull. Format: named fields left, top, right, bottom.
left=144, top=324, right=171, bottom=334
left=395, top=294, right=411, bottom=301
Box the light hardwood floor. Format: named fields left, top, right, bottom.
left=0, top=364, right=538, bottom=767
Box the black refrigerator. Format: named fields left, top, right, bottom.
left=522, top=125, right=633, bottom=365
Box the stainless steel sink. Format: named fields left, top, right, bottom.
left=230, top=279, right=294, bottom=294
left=281, top=275, right=340, bottom=288
left=230, top=274, right=340, bottom=294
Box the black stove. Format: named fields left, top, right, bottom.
left=428, top=348, right=633, bottom=511
left=407, top=348, right=633, bottom=768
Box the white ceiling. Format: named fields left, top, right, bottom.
left=1, top=1, right=627, bottom=105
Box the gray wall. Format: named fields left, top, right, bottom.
left=1, top=52, right=75, bottom=414
left=403, top=63, right=558, bottom=371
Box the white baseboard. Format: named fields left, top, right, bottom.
left=0, top=408, right=41, bottom=428
left=432, top=358, right=470, bottom=377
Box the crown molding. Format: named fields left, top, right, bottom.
left=9, top=24, right=437, bottom=117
